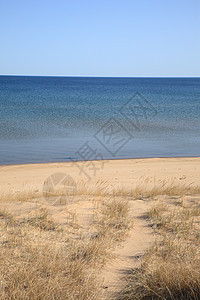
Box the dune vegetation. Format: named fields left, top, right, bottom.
left=120, top=193, right=200, bottom=300
left=0, top=179, right=200, bottom=299
left=0, top=187, right=131, bottom=300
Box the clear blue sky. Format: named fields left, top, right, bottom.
left=0, top=0, right=200, bottom=77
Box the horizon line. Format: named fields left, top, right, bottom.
left=0, top=74, right=200, bottom=78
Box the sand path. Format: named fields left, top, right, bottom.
left=101, top=199, right=154, bottom=299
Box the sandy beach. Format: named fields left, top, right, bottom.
left=1, top=157, right=200, bottom=193
left=0, top=157, right=200, bottom=299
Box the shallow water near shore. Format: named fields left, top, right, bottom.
left=0, top=76, right=200, bottom=165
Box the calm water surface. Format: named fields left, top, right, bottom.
left=0, top=76, right=200, bottom=165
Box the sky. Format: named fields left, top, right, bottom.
left=0, top=0, right=200, bottom=77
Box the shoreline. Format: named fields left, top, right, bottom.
left=1, top=155, right=200, bottom=168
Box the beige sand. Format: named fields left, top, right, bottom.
left=0, top=157, right=200, bottom=298
left=0, top=157, right=200, bottom=193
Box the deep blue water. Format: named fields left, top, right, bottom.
left=0, top=76, right=200, bottom=165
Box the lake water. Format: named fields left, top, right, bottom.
left=0, top=76, right=200, bottom=165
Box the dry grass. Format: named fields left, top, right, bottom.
left=76, top=178, right=200, bottom=199
left=1, top=179, right=200, bottom=299
left=1, top=178, right=200, bottom=206
left=113, top=178, right=200, bottom=198
left=20, top=208, right=59, bottom=231
left=70, top=198, right=131, bottom=267
left=94, top=198, right=132, bottom=242
left=0, top=192, right=130, bottom=299
left=0, top=190, right=40, bottom=203
left=0, top=180, right=111, bottom=205
left=120, top=195, right=200, bottom=300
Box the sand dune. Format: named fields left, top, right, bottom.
left=0, top=157, right=200, bottom=299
